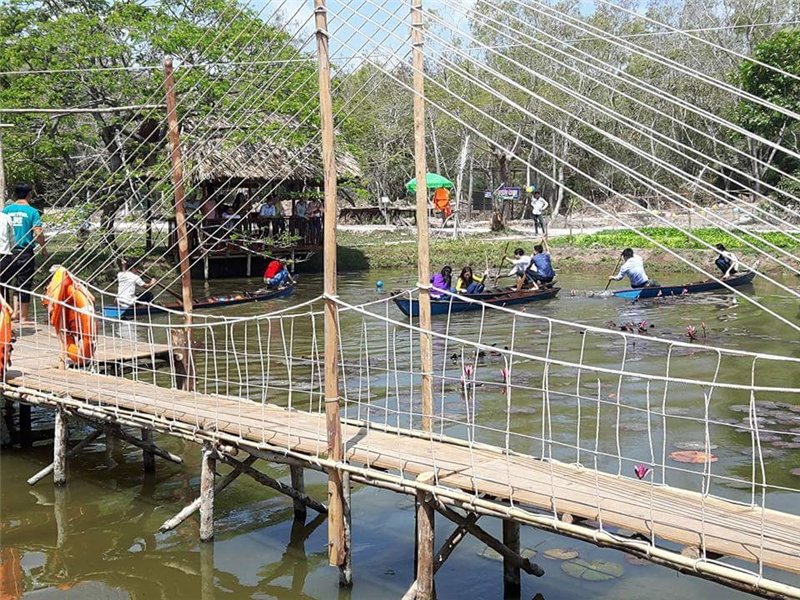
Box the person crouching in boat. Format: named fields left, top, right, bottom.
left=117, top=259, right=157, bottom=309
left=608, top=248, right=652, bottom=289
left=504, top=248, right=531, bottom=291
left=526, top=237, right=555, bottom=289
left=714, top=244, right=739, bottom=278
left=431, top=266, right=453, bottom=299
left=263, top=259, right=294, bottom=289
left=456, top=266, right=487, bottom=295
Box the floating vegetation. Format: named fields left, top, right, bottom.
left=669, top=451, right=718, bottom=464
left=543, top=548, right=579, bottom=561
left=673, top=442, right=719, bottom=451
left=561, top=558, right=624, bottom=581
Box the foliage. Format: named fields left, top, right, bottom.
left=549, top=227, right=799, bottom=250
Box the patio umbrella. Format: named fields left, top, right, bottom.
left=405, top=172, right=454, bottom=193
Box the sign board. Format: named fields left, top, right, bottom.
left=496, top=187, right=522, bottom=201
left=483, top=191, right=493, bottom=199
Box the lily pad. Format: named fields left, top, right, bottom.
left=544, top=548, right=579, bottom=561
left=673, top=442, right=718, bottom=451
left=478, top=547, right=537, bottom=562
left=669, top=450, right=718, bottom=464
left=620, top=422, right=648, bottom=432
left=561, top=558, right=624, bottom=581
left=728, top=404, right=751, bottom=414
left=771, top=441, right=800, bottom=449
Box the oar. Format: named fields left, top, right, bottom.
left=604, top=254, right=623, bottom=291
left=492, top=241, right=511, bottom=288
left=153, top=280, right=184, bottom=304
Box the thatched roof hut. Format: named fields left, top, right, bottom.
left=183, top=114, right=361, bottom=186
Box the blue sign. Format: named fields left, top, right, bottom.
left=496, top=187, right=522, bottom=201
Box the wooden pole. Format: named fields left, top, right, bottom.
left=53, top=407, right=68, bottom=486
left=290, top=465, right=307, bottom=522
left=340, top=471, right=353, bottom=587
left=200, top=536, right=215, bottom=600
left=415, top=473, right=435, bottom=600
left=313, top=0, right=346, bottom=572
left=27, top=429, right=102, bottom=486
left=163, top=58, right=194, bottom=391
left=19, top=402, right=32, bottom=448
left=411, top=0, right=434, bottom=433
left=142, top=428, right=156, bottom=474
left=199, top=442, right=215, bottom=542
left=502, top=519, right=521, bottom=599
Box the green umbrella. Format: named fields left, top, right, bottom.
left=405, top=172, right=454, bottom=193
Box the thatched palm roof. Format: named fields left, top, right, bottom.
left=183, top=114, right=361, bottom=184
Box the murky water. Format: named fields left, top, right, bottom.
left=2, top=268, right=799, bottom=599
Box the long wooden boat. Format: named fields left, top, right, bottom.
left=101, top=284, right=295, bottom=319
left=612, top=271, right=755, bottom=300
left=393, top=287, right=560, bottom=317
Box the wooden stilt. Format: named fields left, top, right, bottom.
left=160, top=455, right=257, bottom=532
left=27, top=429, right=103, bottom=486
left=53, top=407, right=68, bottom=486
left=416, top=473, right=435, bottom=600
left=110, top=425, right=182, bottom=464
left=53, top=485, right=67, bottom=548
left=502, top=520, right=521, bottom=599
left=19, top=402, right=32, bottom=448
left=339, top=472, right=353, bottom=587
left=216, top=453, right=327, bottom=514
left=199, top=443, right=215, bottom=542
left=290, top=465, right=307, bottom=522
left=142, top=428, right=156, bottom=473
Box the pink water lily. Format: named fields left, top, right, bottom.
left=500, top=367, right=509, bottom=383
left=463, top=365, right=474, bottom=379
left=686, top=325, right=698, bottom=341
left=634, top=464, right=652, bottom=480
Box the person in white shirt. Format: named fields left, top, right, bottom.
left=714, top=243, right=739, bottom=278
left=116, top=259, right=157, bottom=308
left=530, top=191, right=548, bottom=235
left=504, top=247, right=532, bottom=290
left=608, top=248, right=651, bottom=289
left=0, top=211, right=15, bottom=301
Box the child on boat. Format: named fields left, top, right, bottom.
left=714, top=244, right=739, bottom=278
left=456, top=266, right=487, bottom=295
left=263, top=259, right=294, bottom=289
left=505, top=248, right=531, bottom=290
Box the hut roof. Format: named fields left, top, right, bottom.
left=183, top=114, right=361, bottom=184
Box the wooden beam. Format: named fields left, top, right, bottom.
left=163, top=58, right=194, bottom=391
left=159, top=454, right=258, bottom=532
left=216, top=453, right=327, bottom=514
left=27, top=429, right=103, bottom=486
left=199, top=442, right=215, bottom=542
left=411, top=0, right=434, bottom=433
left=434, top=501, right=544, bottom=577
left=52, top=407, right=68, bottom=486
left=313, top=0, right=345, bottom=571
left=110, top=425, right=182, bottom=464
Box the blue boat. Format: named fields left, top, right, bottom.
left=393, top=287, right=560, bottom=317
left=101, top=284, right=295, bottom=319
left=612, top=271, right=755, bottom=300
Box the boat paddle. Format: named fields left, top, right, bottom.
left=492, top=241, right=511, bottom=288
left=604, top=254, right=623, bottom=292
left=153, top=280, right=185, bottom=304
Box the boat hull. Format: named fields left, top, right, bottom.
left=612, top=271, right=755, bottom=300
left=102, top=285, right=295, bottom=319
left=393, top=287, right=560, bottom=317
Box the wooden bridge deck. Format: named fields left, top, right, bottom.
left=4, top=355, right=800, bottom=580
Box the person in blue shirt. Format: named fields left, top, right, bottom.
left=3, top=184, right=47, bottom=323
left=526, top=237, right=556, bottom=289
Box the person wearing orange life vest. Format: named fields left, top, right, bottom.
left=263, top=259, right=294, bottom=289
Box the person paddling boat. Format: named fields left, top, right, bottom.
left=608, top=248, right=656, bottom=289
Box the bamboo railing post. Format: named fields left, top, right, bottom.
left=411, top=0, right=434, bottom=433
left=163, top=58, right=194, bottom=391
left=313, top=0, right=347, bottom=575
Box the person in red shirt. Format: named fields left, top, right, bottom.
left=263, top=259, right=293, bottom=288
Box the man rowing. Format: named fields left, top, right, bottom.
left=526, top=237, right=555, bottom=288
left=608, top=248, right=652, bottom=289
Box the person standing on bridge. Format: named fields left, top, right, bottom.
left=3, top=184, right=48, bottom=323
left=608, top=248, right=652, bottom=289
left=530, top=191, right=549, bottom=235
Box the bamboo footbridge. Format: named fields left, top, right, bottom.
left=4, top=311, right=800, bottom=599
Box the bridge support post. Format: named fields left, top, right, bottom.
left=339, top=472, right=353, bottom=587
left=502, top=520, right=521, bottom=599
left=416, top=474, right=435, bottom=600
left=199, top=442, right=215, bottom=542
left=200, top=534, right=215, bottom=600
left=142, top=428, right=156, bottom=474
left=19, top=402, right=32, bottom=448
left=53, top=407, right=68, bottom=486
left=290, top=465, right=307, bottom=522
